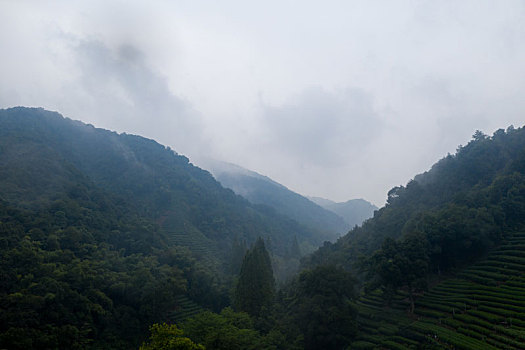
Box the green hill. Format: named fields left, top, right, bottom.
left=0, top=107, right=326, bottom=259
left=0, top=106, right=327, bottom=348
left=350, top=230, right=525, bottom=349
left=3, top=107, right=525, bottom=349
left=305, top=127, right=525, bottom=272
left=202, top=159, right=348, bottom=241
left=302, top=126, right=525, bottom=348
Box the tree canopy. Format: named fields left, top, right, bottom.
left=234, top=238, right=275, bottom=317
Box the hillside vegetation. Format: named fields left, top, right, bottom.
left=2, top=106, right=525, bottom=349
left=0, top=108, right=329, bottom=264
left=0, top=107, right=328, bottom=348
left=203, top=160, right=348, bottom=241
left=350, top=230, right=525, bottom=349
left=300, top=126, right=525, bottom=348
left=306, top=127, right=525, bottom=276
left=161, top=125, right=525, bottom=349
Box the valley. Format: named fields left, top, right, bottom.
left=1, top=107, right=525, bottom=349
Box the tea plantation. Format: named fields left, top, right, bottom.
left=351, top=231, right=525, bottom=349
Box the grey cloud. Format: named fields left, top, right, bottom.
left=65, top=39, right=206, bottom=157
left=2, top=0, right=524, bottom=206
left=261, top=87, right=381, bottom=167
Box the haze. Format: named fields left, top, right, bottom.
left=1, top=0, right=524, bottom=205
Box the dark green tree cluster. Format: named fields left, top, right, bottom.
left=362, top=232, right=429, bottom=313
left=143, top=264, right=359, bottom=350
left=140, top=323, right=204, bottom=350
left=287, top=265, right=358, bottom=350
left=140, top=235, right=359, bottom=349
left=229, top=236, right=247, bottom=275
left=0, top=188, right=222, bottom=349
left=234, top=238, right=275, bottom=317
left=307, top=126, right=525, bottom=311
left=143, top=308, right=290, bottom=350
left=0, top=107, right=325, bottom=282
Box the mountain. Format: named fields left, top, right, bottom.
left=306, top=126, right=525, bottom=275
left=5, top=107, right=525, bottom=349
left=0, top=107, right=324, bottom=348
left=199, top=159, right=348, bottom=240
left=308, top=197, right=377, bottom=228
left=300, top=126, right=525, bottom=349
left=0, top=107, right=327, bottom=255
left=308, top=196, right=337, bottom=208
left=347, top=229, right=525, bottom=349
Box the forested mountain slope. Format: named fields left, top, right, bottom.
left=202, top=160, right=347, bottom=240
left=136, top=126, right=525, bottom=350
left=306, top=126, right=525, bottom=275
left=0, top=189, right=203, bottom=349
left=0, top=107, right=325, bottom=348
left=0, top=107, right=324, bottom=258
left=301, top=126, right=525, bottom=348
left=349, top=231, right=525, bottom=349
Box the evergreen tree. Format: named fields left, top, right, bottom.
left=230, top=236, right=247, bottom=274
left=234, top=237, right=275, bottom=317
left=292, top=265, right=358, bottom=350
left=290, top=235, right=301, bottom=259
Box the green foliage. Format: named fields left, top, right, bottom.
left=0, top=198, right=213, bottom=349
left=182, top=310, right=257, bottom=349
left=229, top=236, right=247, bottom=275
left=307, top=125, right=525, bottom=286
left=363, top=232, right=429, bottom=312
left=140, top=323, right=204, bottom=350
left=0, top=107, right=339, bottom=347
left=3, top=109, right=525, bottom=350
left=0, top=107, right=324, bottom=281
left=234, top=238, right=275, bottom=317
left=352, top=231, right=525, bottom=349
left=181, top=308, right=287, bottom=350
left=307, top=126, right=525, bottom=273
left=284, top=265, right=358, bottom=350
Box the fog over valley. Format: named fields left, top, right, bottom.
left=2, top=2, right=525, bottom=349
left=2, top=1, right=524, bottom=205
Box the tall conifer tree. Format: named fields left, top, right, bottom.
left=234, top=237, right=275, bottom=317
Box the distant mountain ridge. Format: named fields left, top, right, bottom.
left=199, top=159, right=349, bottom=239
left=303, top=129, right=525, bottom=349
left=0, top=107, right=326, bottom=264
left=306, top=126, right=525, bottom=275
left=309, top=197, right=378, bottom=228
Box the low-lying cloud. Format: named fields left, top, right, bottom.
left=1, top=1, right=525, bottom=205
left=261, top=87, right=381, bottom=167
left=67, top=39, right=207, bottom=157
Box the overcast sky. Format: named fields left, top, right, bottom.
left=1, top=1, right=524, bottom=205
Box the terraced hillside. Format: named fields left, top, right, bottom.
left=166, top=295, right=205, bottom=324
left=159, top=211, right=221, bottom=268
left=351, top=231, right=525, bottom=349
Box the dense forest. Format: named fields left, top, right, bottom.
left=306, top=127, right=525, bottom=273
left=0, top=107, right=333, bottom=348
left=2, top=107, right=525, bottom=349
